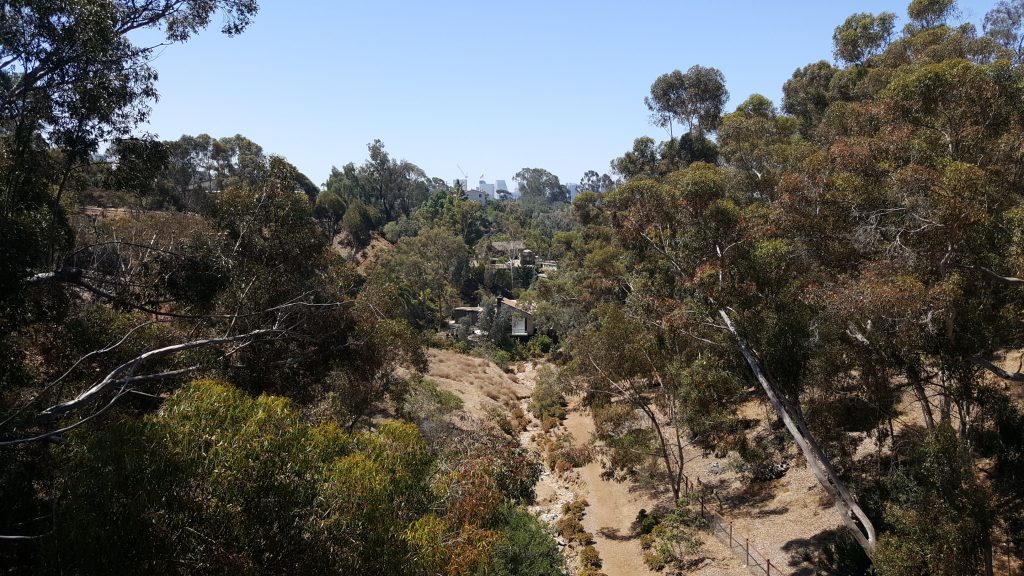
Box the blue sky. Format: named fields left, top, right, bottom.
left=135, top=0, right=996, bottom=189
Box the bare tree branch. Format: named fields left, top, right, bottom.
left=42, top=328, right=281, bottom=416
left=973, top=355, right=1024, bottom=382
left=0, top=320, right=156, bottom=428
left=964, top=265, right=1024, bottom=286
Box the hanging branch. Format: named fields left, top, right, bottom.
left=41, top=328, right=282, bottom=416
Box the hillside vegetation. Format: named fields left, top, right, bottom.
left=3, top=0, right=1024, bottom=575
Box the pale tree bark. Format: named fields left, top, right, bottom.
left=719, top=310, right=877, bottom=556
left=973, top=356, right=1024, bottom=382
left=907, top=363, right=936, bottom=430
left=42, top=328, right=280, bottom=416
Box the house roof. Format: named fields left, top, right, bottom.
left=499, top=298, right=535, bottom=315
left=490, top=240, right=525, bottom=253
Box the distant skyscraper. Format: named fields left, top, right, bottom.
left=495, top=179, right=508, bottom=193
left=454, top=178, right=467, bottom=190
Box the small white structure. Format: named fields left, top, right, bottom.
left=498, top=298, right=536, bottom=337
left=465, top=188, right=488, bottom=204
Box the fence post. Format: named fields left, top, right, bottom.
left=729, top=522, right=733, bottom=547
left=745, top=538, right=750, bottom=566
left=767, top=559, right=773, bottom=575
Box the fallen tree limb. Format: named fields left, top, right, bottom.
left=719, top=309, right=877, bottom=556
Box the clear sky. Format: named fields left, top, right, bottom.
left=134, top=0, right=997, bottom=190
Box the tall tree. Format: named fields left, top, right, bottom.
left=832, top=12, right=898, bottom=65
left=0, top=0, right=258, bottom=323
left=983, top=0, right=1024, bottom=60
left=513, top=167, right=568, bottom=204
left=644, top=65, right=729, bottom=137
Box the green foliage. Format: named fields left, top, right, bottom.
left=908, top=0, right=959, bottom=29
left=368, top=227, right=471, bottom=328
left=782, top=60, right=837, bottom=133
left=341, top=198, right=379, bottom=248
left=833, top=12, right=897, bottom=64
left=47, top=380, right=553, bottom=575
left=514, top=167, right=568, bottom=204
left=639, top=497, right=704, bottom=573
left=323, top=140, right=430, bottom=223
left=402, top=376, right=464, bottom=425
left=874, top=426, right=993, bottom=576
left=529, top=365, right=566, bottom=420
left=383, top=215, right=422, bottom=243
left=475, top=507, right=565, bottom=576
left=645, top=65, right=729, bottom=136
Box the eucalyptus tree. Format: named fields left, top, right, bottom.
left=645, top=65, right=728, bottom=138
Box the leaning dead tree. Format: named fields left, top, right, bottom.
left=719, top=309, right=878, bottom=556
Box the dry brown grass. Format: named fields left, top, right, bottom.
left=422, top=349, right=529, bottom=423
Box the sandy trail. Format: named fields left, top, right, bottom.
left=513, top=360, right=748, bottom=576
left=426, top=354, right=779, bottom=575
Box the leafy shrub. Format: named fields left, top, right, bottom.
left=640, top=496, right=704, bottom=573
left=543, top=433, right=593, bottom=470
left=730, top=434, right=789, bottom=482
left=635, top=508, right=659, bottom=536
left=561, top=499, right=589, bottom=517
left=477, top=506, right=565, bottom=576
left=579, top=545, right=602, bottom=569
left=527, top=334, right=553, bottom=356
left=55, top=380, right=434, bottom=574
left=873, top=425, right=993, bottom=576
left=555, top=515, right=593, bottom=545
left=493, top=350, right=513, bottom=370
left=529, top=365, right=566, bottom=421
left=486, top=404, right=528, bottom=437
left=402, top=377, right=464, bottom=426
left=51, top=380, right=551, bottom=576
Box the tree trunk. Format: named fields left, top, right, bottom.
left=719, top=310, right=877, bottom=556
left=907, top=364, right=935, bottom=431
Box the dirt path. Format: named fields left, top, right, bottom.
left=425, top=354, right=786, bottom=575
left=512, top=361, right=748, bottom=576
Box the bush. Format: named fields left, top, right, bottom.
left=541, top=414, right=561, bottom=432
left=579, top=545, right=602, bottom=569
left=562, top=499, right=589, bottom=517
left=529, top=365, right=566, bottom=421
left=402, top=377, right=464, bottom=425
left=635, top=508, right=659, bottom=536
left=555, top=515, right=593, bottom=545
left=54, top=380, right=438, bottom=575
left=543, top=433, right=593, bottom=470
left=493, top=350, right=513, bottom=370
left=639, top=497, right=704, bottom=573
left=486, top=404, right=528, bottom=437
left=474, top=506, right=565, bottom=576
left=381, top=216, right=420, bottom=243
left=527, top=334, right=553, bottom=356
